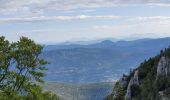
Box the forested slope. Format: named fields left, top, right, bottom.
left=105, top=46, right=170, bottom=100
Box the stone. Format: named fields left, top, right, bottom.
left=125, top=70, right=139, bottom=100
left=157, top=56, right=170, bottom=76
left=133, top=70, right=139, bottom=85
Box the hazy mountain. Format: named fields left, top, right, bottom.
left=43, top=38, right=118, bottom=51
left=41, top=37, right=170, bottom=83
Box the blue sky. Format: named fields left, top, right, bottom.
left=1, top=0, right=170, bottom=44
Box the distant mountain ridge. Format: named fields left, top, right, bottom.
left=43, top=37, right=169, bottom=50
left=41, top=37, right=170, bottom=83
left=43, top=38, right=119, bottom=49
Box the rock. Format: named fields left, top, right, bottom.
left=112, top=82, right=123, bottom=99
left=125, top=78, right=132, bottom=100
left=119, top=76, right=127, bottom=88
left=133, top=70, right=139, bottom=85
left=157, top=56, right=170, bottom=76
left=112, top=76, right=128, bottom=99
left=125, top=70, right=139, bottom=100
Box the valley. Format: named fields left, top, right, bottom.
left=42, top=37, right=170, bottom=83
left=40, top=37, right=170, bottom=100
left=43, top=82, right=114, bottom=100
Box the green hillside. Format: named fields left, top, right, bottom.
left=105, top=47, right=170, bottom=100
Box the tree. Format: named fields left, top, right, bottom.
left=131, top=84, right=140, bottom=97
left=0, top=36, right=59, bottom=100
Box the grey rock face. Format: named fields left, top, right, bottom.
left=125, top=70, right=139, bottom=100
left=157, top=56, right=170, bottom=76
left=123, top=56, right=170, bottom=100
left=133, top=70, right=139, bottom=85
left=125, top=79, right=132, bottom=100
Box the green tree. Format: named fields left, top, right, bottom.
left=0, top=36, right=59, bottom=100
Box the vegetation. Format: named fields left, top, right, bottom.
left=43, top=82, right=114, bottom=100
left=105, top=82, right=126, bottom=100
left=105, top=46, right=170, bottom=100
left=0, top=36, right=59, bottom=100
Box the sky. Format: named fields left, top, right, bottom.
left=1, top=0, right=170, bottom=44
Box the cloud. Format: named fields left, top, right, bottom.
left=2, top=15, right=170, bottom=24
left=91, top=19, right=170, bottom=39
left=0, top=0, right=170, bottom=16
left=0, top=15, right=122, bottom=23
left=147, top=3, right=170, bottom=7
left=130, top=16, right=170, bottom=21
left=2, top=16, right=170, bottom=43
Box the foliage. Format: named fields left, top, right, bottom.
left=131, top=84, right=140, bottom=97
left=0, top=36, right=59, bottom=100
left=106, top=46, right=170, bottom=100
left=105, top=82, right=125, bottom=100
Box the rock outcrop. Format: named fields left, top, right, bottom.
left=157, top=56, right=170, bottom=76
left=125, top=70, right=139, bottom=100
left=133, top=70, right=139, bottom=85
left=124, top=56, right=170, bottom=100
left=106, top=49, right=170, bottom=100
left=112, top=76, right=127, bottom=99
left=119, top=76, right=127, bottom=88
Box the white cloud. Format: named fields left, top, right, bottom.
left=147, top=3, right=170, bottom=7
left=0, top=0, right=170, bottom=16
left=90, top=20, right=170, bottom=39
left=129, top=16, right=170, bottom=21
left=2, top=17, right=170, bottom=43
left=2, top=15, right=170, bottom=24
left=0, top=15, right=122, bottom=23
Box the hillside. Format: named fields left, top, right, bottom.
left=43, top=82, right=114, bottom=100
left=41, top=37, right=170, bottom=83
left=105, top=46, right=170, bottom=100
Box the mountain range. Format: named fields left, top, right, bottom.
left=41, top=37, right=170, bottom=83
